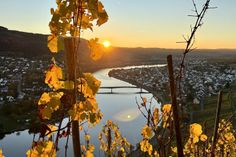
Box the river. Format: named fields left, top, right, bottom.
left=0, top=66, right=161, bottom=157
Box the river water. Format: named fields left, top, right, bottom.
left=0, top=66, right=161, bottom=156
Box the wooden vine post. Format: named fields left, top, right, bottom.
left=211, top=91, right=223, bottom=157
left=167, top=55, right=184, bottom=157
left=64, top=37, right=81, bottom=157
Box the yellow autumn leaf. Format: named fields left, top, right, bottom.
left=85, top=134, right=91, bottom=141
left=48, top=64, right=63, bottom=79
left=171, top=147, right=177, bottom=153
left=141, top=97, right=147, bottom=106
left=41, top=106, right=54, bottom=120
left=97, top=11, right=108, bottom=26
left=45, top=71, right=61, bottom=89
left=200, top=134, right=208, bottom=142
left=39, top=92, right=63, bottom=120
left=161, top=104, right=172, bottom=128
left=0, top=149, right=4, bottom=157
left=26, top=149, right=39, bottom=157
left=84, top=73, right=101, bottom=95
left=224, top=132, right=235, bottom=142
left=85, top=150, right=94, bottom=157
left=193, top=136, right=199, bottom=143
left=81, top=145, right=86, bottom=152
left=77, top=73, right=100, bottom=99
left=88, top=145, right=95, bottom=152
left=88, top=38, right=104, bottom=61
left=82, top=14, right=90, bottom=24
left=190, top=123, right=202, bottom=137
left=120, top=147, right=125, bottom=153
left=153, top=108, right=159, bottom=125
left=45, top=64, right=63, bottom=90
left=48, top=35, right=57, bottom=53
left=218, top=139, right=224, bottom=145
left=79, top=125, right=83, bottom=131
left=162, top=121, right=169, bottom=128
left=140, top=139, right=153, bottom=156
left=98, top=1, right=104, bottom=13
left=148, top=145, right=153, bottom=156
left=154, top=150, right=160, bottom=157
left=68, top=103, right=84, bottom=121
left=38, top=92, right=51, bottom=105
left=140, top=140, right=146, bottom=151
left=84, top=98, right=98, bottom=112
left=43, top=141, right=55, bottom=154
left=141, top=125, right=153, bottom=139
left=79, top=13, right=94, bottom=31
left=48, top=35, right=64, bottom=53
left=162, top=104, right=172, bottom=113
left=26, top=141, right=56, bottom=157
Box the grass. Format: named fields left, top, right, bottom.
left=190, top=82, right=236, bottom=132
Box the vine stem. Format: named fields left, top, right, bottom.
left=177, top=0, right=211, bottom=108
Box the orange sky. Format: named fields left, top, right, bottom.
left=0, top=0, right=235, bottom=49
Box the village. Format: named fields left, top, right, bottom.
left=0, top=56, right=49, bottom=106
left=109, top=58, right=236, bottom=104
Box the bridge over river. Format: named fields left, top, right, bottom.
left=98, top=86, right=150, bottom=94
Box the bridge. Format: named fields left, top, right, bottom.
left=98, top=86, right=150, bottom=94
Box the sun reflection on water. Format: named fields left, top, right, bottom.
left=114, top=108, right=141, bottom=122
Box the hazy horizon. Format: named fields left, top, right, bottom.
left=1, top=25, right=236, bottom=51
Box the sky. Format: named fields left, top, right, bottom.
left=0, top=0, right=235, bottom=49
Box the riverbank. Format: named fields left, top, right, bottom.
left=108, top=58, right=236, bottom=105
left=108, top=60, right=236, bottom=128
left=108, top=70, right=168, bottom=103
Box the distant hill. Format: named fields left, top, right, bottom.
left=0, top=26, right=50, bottom=57
left=0, top=26, right=235, bottom=71
left=0, top=26, right=176, bottom=70
left=0, top=26, right=88, bottom=58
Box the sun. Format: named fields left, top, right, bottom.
left=103, top=40, right=111, bottom=48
